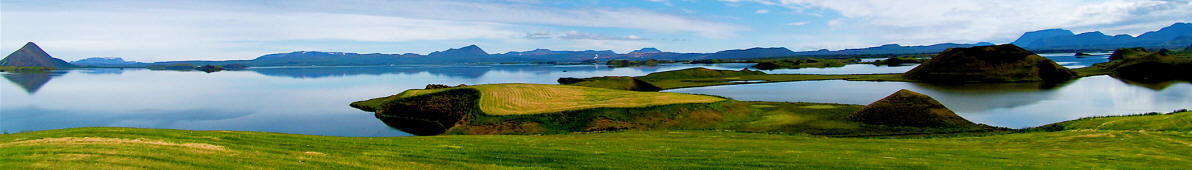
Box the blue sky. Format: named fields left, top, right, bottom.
left=2, top=0, right=1190, bottom=62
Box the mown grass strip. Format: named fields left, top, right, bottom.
left=2, top=127, right=1190, bottom=169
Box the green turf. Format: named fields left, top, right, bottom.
left=1031, top=111, right=1192, bottom=132
left=2, top=127, right=1189, bottom=169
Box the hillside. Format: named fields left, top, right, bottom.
left=1032, top=110, right=1191, bottom=132
left=903, top=44, right=1077, bottom=82
left=0, top=42, right=74, bottom=68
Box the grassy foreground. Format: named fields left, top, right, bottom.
left=2, top=126, right=1190, bottom=169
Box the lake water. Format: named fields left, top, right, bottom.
left=1, top=63, right=837, bottom=136
left=3, top=53, right=1183, bottom=135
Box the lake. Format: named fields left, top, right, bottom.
left=0, top=63, right=768, bottom=136
left=2, top=53, right=1185, bottom=135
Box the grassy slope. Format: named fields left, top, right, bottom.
left=2, top=127, right=1190, bottom=169
left=1034, top=111, right=1192, bottom=131
left=354, top=83, right=724, bottom=115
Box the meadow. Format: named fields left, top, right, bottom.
left=2, top=114, right=1189, bottom=169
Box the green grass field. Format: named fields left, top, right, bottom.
left=2, top=124, right=1189, bottom=169
left=1033, top=111, right=1192, bottom=132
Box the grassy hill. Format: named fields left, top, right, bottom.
left=354, top=83, right=724, bottom=115
left=903, top=44, right=1077, bottom=82
left=2, top=125, right=1189, bottom=169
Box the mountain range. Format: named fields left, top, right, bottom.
left=56, top=22, right=1192, bottom=67
left=1012, top=23, right=1192, bottom=50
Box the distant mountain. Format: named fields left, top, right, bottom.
left=428, top=45, right=488, bottom=58
left=629, top=48, right=662, bottom=54
left=250, top=51, right=411, bottom=66
left=703, top=47, right=797, bottom=59
left=1, top=42, right=74, bottom=68
left=1012, top=23, right=1192, bottom=50
left=71, top=57, right=145, bottom=67
left=1011, top=29, right=1075, bottom=46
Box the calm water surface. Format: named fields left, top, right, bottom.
left=3, top=54, right=1175, bottom=135
left=1, top=63, right=822, bottom=136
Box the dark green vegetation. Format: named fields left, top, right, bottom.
left=849, top=89, right=982, bottom=128
left=0, top=66, right=53, bottom=72
left=563, top=67, right=906, bottom=90
left=903, top=44, right=1077, bottom=83
left=1073, top=47, right=1192, bottom=82
left=147, top=64, right=247, bottom=73
left=195, top=65, right=224, bottom=73
left=557, top=76, right=662, bottom=91
left=750, top=58, right=853, bottom=70
left=1, top=42, right=74, bottom=68
left=629, top=67, right=905, bottom=89
left=862, top=56, right=930, bottom=65
left=3, top=114, right=1190, bottom=169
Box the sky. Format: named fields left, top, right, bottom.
left=2, top=0, right=1190, bottom=62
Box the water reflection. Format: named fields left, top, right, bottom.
left=664, top=76, right=1191, bottom=128
left=2, top=71, right=67, bottom=94
left=1038, top=53, right=1110, bottom=68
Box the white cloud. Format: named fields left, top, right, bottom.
left=755, top=9, right=770, bottom=14
left=786, top=22, right=807, bottom=26
left=748, top=0, right=1192, bottom=46
left=525, top=31, right=648, bottom=40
